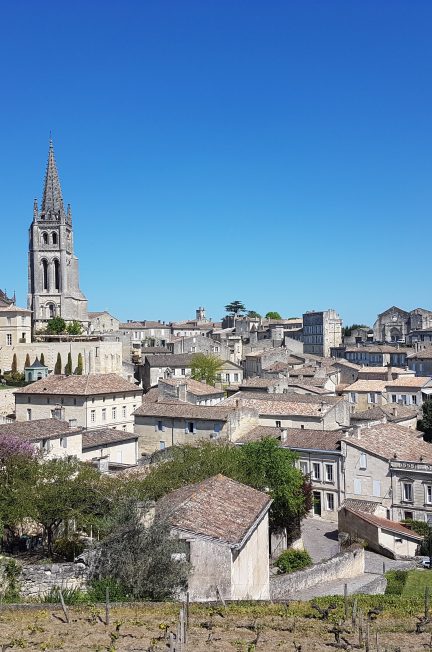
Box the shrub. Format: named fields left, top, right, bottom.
left=87, top=578, right=129, bottom=602
left=52, top=536, right=85, bottom=561
left=275, top=548, right=312, bottom=574
left=42, top=586, right=87, bottom=605
left=385, top=570, right=408, bottom=595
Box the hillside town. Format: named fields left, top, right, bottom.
left=1, top=141, right=432, bottom=616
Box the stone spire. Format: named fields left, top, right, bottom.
left=41, top=139, right=65, bottom=220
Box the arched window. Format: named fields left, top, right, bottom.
left=52, top=232, right=58, bottom=245
left=42, top=232, right=48, bottom=245
left=49, top=304, right=55, bottom=318
left=41, top=259, right=48, bottom=290
left=54, top=259, right=60, bottom=291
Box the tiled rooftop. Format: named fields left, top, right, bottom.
left=82, top=428, right=137, bottom=449
left=0, top=418, right=80, bottom=442
left=344, top=423, right=432, bottom=463
left=15, top=374, right=140, bottom=396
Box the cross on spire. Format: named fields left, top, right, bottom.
left=41, top=138, right=65, bottom=220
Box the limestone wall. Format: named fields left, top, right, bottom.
left=270, top=546, right=364, bottom=599
left=20, top=562, right=89, bottom=598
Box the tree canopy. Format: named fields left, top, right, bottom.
left=66, top=321, right=83, bottom=335
left=191, top=353, right=223, bottom=386
left=265, top=311, right=282, bottom=320
left=247, top=310, right=261, bottom=318
left=47, top=317, right=66, bottom=335
left=225, top=300, right=246, bottom=316
left=419, top=399, right=432, bottom=442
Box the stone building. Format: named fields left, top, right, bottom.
left=28, top=140, right=88, bottom=331
left=89, top=312, right=120, bottom=334
left=0, top=418, right=82, bottom=459
left=303, top=309, right=343, bottom=357
left=15, top=373, right=142, bottom=432
left=373, top=306, right=432, bottom=343
left=156, top=474, right=271, bottom=601
left=0, top=301, right=32, bottom=370
left=408, top=346, right=432, bottom=377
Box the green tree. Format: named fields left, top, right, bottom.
left=33, top=458, right=110, bottom=555
left=191, top=353, right=223, bottom=386
left=247, top=310, right=261, bottom=318
left=225, top=300, right=246, bottom=316
left=137, top=439, right=311, bottom=536
left=11, top=354, right=17, bottom=374
left=76, top=352, right=83, bottom=375
left=40, top=352, right=45, bottom=366
left=24, top=353, right=31, bottom=368
left=90, top=498, right=190, bottom=601
left=343, top=323, right=369, bottom=337
left=266, top=311, right=282, bottom=320
left=65, top=352, right=73, bottom=376
left=54, top=352, right=62, bottom=375
left=66, top=321, right=82, bottom=335
left=419, top=399, right=432, bottom=442
left=47, top=317, right=66, bottom=335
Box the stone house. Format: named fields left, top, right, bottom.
left=81, top=428, right=138, bottom=466
left=167, top=334, right=230, bottom=359
left=408, top=347, right=432, bottom=377
left=15, top=374, right=142, bottom=433
left=221, top=392, right=350, bottom=430
left=238, top=377, right=289, bottom=393
left=342, top=380, right=389, bottom=413
left=243, top=348, right=291, bottom=378
left=119, top=320, right=171, bottom=351
left=0, top=418, right=82, bottom=459
left=350, top=404, right=418, bottom=430
left=139, top=354, right=243, bottom=391
left=0, top=304, right=32, bottom=363
left=343, top=345, right=409, bottom=368
left=341, top=423, right=432, bottom=523
left=88, top=311, right=120, bottom=334
left=156, top=474, right=272, bottom=601
left=408, top=330, right=432, bottom=349
left=236, top=426, right=344, bottom=523
left=133, top=401, right=257, bottom=455
left=158, top=377, right=225, bottom=405
left=385, top=376, right=432, bottom=408
left=302, top=309, right=343, bottom=357
left=338, top=504, right=422, bottom=558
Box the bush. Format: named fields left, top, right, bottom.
left=52, top=536, right=85, bottom=561
left=42, top=586, right=87, bottom=605
left=275, top=548, right=312, bottom=574
left=87, top=578, right=129, bottom=602
left=385, top=570, right=408, bottom=595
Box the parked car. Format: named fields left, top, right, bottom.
left=421, top=558, right=431, bottom=568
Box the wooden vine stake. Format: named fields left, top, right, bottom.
left=105, top=586, right=110, bottom=626
left=59, top=589, right=69, bottom=624
left=352, top=596, right=358, bottom=627
left=344, top=583, right=348, bottom=620
left=426, top=586, right=430, bottom=620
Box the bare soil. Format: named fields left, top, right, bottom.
left=0, top=601, right=432, bottom=651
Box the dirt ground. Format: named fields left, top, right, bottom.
left=0, top=602, right=432, bottom=651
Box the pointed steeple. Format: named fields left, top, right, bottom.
left=41, top=139, right=65, bottom=220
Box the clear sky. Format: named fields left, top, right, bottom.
left=1, top=1, right=431, bottom=326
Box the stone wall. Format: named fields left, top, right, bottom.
left=0, top=388, right=15, bottom=417
left=270, top=546, right=364, bottom=600
left=20, top=562, right=89, bottom=598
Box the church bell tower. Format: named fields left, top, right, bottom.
left=27, top=140, right=89, bottom=331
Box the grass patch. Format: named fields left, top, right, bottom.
left=385, top=570, right=407, bottom=595
left=402, top=569, right=432, bottom=597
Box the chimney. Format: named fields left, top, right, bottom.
left=280, top=428, right=287, bottom=443
left=387, top=363, right=392, bottom=382
left=392, top=406, right=398, bottom=418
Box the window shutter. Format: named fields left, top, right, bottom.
left=162, top=424, right=166, bottom=432
left=354, top=478, right=362, bottom=495
left=373, top=480, right=381, bottom=497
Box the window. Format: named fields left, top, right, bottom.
left=404, top=511, right=414, bottom=520
left=102, top=408, right=106, bottom=422
left=368, top=392, right=376, bottom=404
left=426, top=485, right=432, bottom=504
left=359, top=453, right=367, bottom=469
left=42, top=259, right=48, bottom=290
left=275, top=420, right=281, bottom=428
left=354, top=478, right=362, bottom=495
left=349, top=392, right=357, bottom=403
left=26, top=408, right=32, bottom=421
left=403, top=482, right=413, bottom=502
left=52, top=232, right=58, bottom=245
left=68, top=419, right=77, bottom=427
left=54, top=259, right=60, bottom=290
left=326, top=493, right=335, bottom=510
left=312, top=463, right=320, bottom=480
left=325, top=464, right=334, bottom=482
left=46, top=397, right=50, bottom=404
left=373, top=480, right=381, bottom=497
left=112, top=407, right=117, bottom=420
left=27, top=397, right=31, bottom=404
left=122, top=405, right=126, bottom=419
left=157, top=420, right=164, bottom=432
left=73, top=398, right=77, bottom=406
left=6, top=334, right=12, bottom=346
left=159, top=441, right=166, bottom=451
left=60, top=437, right=67, bottom=449
left=181, top=368, right=186, bottom=376
left=392, top=394, right=397, bottom=403
left=187, top=422, right=194, bottom=434
left=300, top=461, right=308, bottom=475
left=90, top=410, right=96, bottom=423
left=401, top=395, right=407, bottom=405
left=412, top=395, right=417, bottom=405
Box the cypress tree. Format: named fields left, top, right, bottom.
left=54, top=353, right=62, bottom=375
left=65, top=352, right=73, bottom=376
left=11, top=354, right=17, bottom=374
left=77, top=352, right=83, bottom=375
left=25, top=353, right=31, bottom=368
left=40, top=352, right=45, bottom=366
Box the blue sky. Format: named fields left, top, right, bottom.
left=1, top=0, right=431, bottom=326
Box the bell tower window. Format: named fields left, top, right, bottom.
left=54, top=259, right=60, bottom=291
left=52, top=232, right=58, bottom=245
left=42, top=259, right=48, bottom=290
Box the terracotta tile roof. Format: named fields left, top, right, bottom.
left=236, top=425, right=343, bottom=450
left=82, top=428, right=137, bottom=449
left=345, top=508, right=423, bottom=541
left=160, top=377, right=224, bottom=396
left=157, top=474, right=271, bottom=547
left=342, top=380, right=388, bottom=393
left=408, top=346, right=432, bottom=360
left=333, top=360, right=362, bottom=370
left=235, top=425, right=283, bottom=442
left=14, top=374, right=141, bottom=397
left=385, top=376, right=432, bottom=389
left=240, top=378, right=282, bottom=388
left=342, top=498, right=380, bottom=514
left=0, top=418, right=80, bottom=442
left=120, top=321, right=170, bottom=329
left=143, top=354, right=195, bottom=368
left=134, top=402, right=235, bottom=420
left=288, top=366, right=316, bottom=377
left=351, top=405, right=418, bottom=423
left=221, top=392, right=339, bottom=417
left=344, top=423, right=432, bottom=463
left=286, top=382, right=330, bottom=395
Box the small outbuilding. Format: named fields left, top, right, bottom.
left=24, top=357, right=49, bottom=383
left=157, top=474, right=272, bottom=602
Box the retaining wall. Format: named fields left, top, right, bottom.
left=20, top=562, right=89, bottom=598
